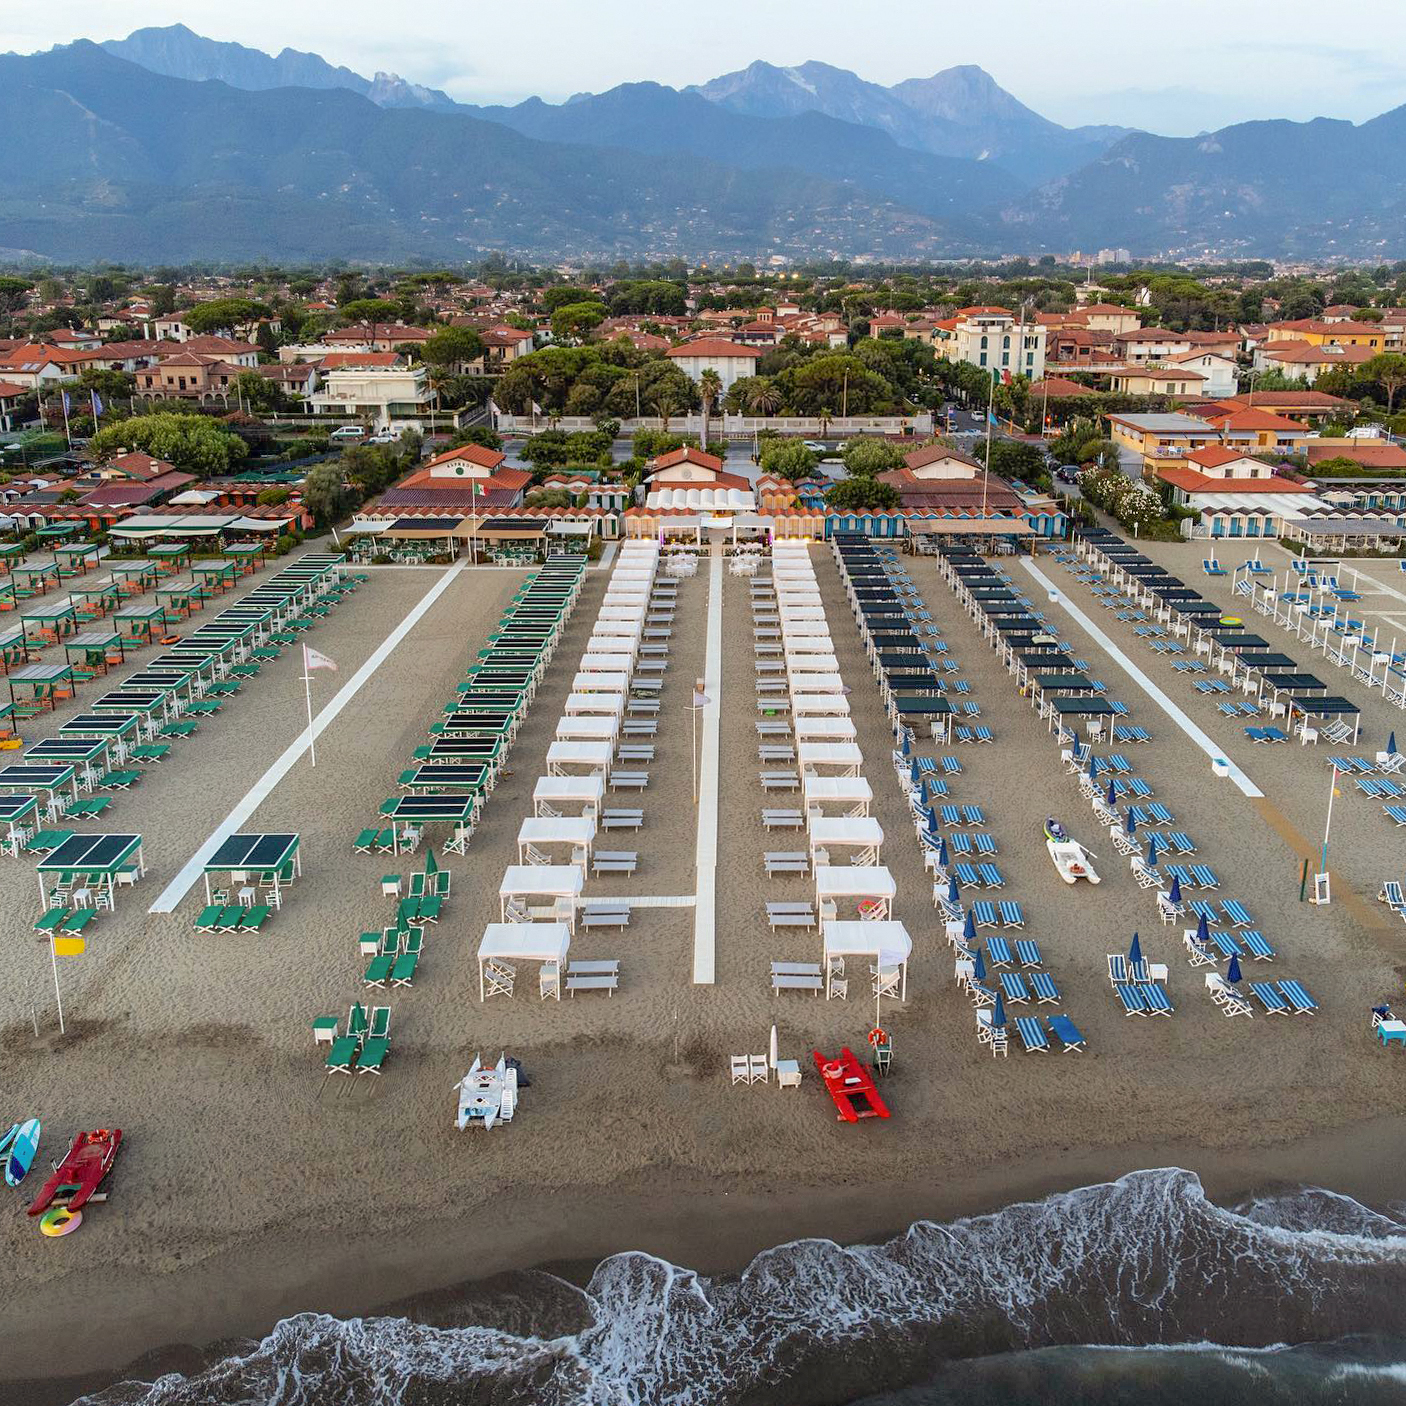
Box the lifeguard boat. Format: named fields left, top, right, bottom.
left=812, top=1048, right=890, bottom=1121
left=26, top=1129, right=122, bottom=1217
left=1044, top=818, right=1101, bottom=885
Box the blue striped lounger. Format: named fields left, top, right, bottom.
left=1241, top=931, right=1276, bottom=961
left=1250, top=981, right=1289, bottom=1014
left=1279, top=979, right=1317, bottom=1014
left=1015, top=1016, right=1049, bottom=1052
left=1222, top=900, right=1253, bottom=928
left=1014, top=939, right=1042, bottom=967
left=1030, top=971, right=1059, bottom=1003
left=1115, top=983, right=1147, bottom=1015
left=999, top=973, right=1031, bottom=1004
left=972, top=833, right=997, bottom=855
left=998, top=900, right=1025, bottom=928
left=977, top=864, right=1004, bottom=888
left=971, top=900, right=999, bottom=928
left=986, top=935, right=1014, bottom=965
left=1138, top=983, right=1173, bottom=1015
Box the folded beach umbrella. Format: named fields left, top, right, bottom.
left=936, top=835, right=949, bottom=868
left=1129, top=931, right=1143, bottom=966
left=991, top=990, right=1007, bottom=1031
left=972, top=946, right=986, bottom=982
left=1390, top=730, right=1399, bottom=756
left=1106, top=777, right=1118, bottom=806
left=769, top=1023, right=778, bottom=1070
left=963, top=909, right=977, bottom=944
left=1085, top=749, right=1098, bottom=778
left=910, top=757, right=922, bottom=788
left=1168, top=875, right=1182, bottom=905
left=423, top=848, right=439, bottom=877
left=1145, top=834, right=1159, bottom=865
left=924, top=804, right=940, bottom=835
left=949, top=874, right=962, bottom=905
left=1226, top=954, right=1243, bottom=985
left=900, top=728, right=912, bottom=758
left=1195, top=911, right=1210, bottom=946
left=1125, top=810, right=1137, bottom=837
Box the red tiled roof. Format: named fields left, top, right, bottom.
left=1153, top=466, right=1312, bottom=493
left=0, top=380, right=26, bottom=399
left=667, top=340, right=762, bottom=359
left=904, top=444, right=983, bottom=471
left=1201, top=408, right=1308, bottom=432
left=317, top=352, right=400, bottom=370
left=1306, top=444, right=1406, bottom=469
left=652, top=447, right=723, bottom=472
left=1030, top=377, right=1094, bottom=397
left=1261, top=342, right=1374, bottom=365
left=376, top=487, right=521, bottom=510
left=423, top=442, right=507, bottom=471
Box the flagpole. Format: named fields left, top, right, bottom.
left=301, top=643, right=317, bottom=768
left=49, top=930, right=65, bottom=1035
left=60, top=391, right=72, bottom=450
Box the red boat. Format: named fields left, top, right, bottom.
left=812, top=1048, right=890, bottom=1122
left=27, top=1129, right=122, bottom=1216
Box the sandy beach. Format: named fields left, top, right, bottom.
left=2, top=534, right=1405, bottom=1403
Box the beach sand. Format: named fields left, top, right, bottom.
left=2, top=538, right=1404, bottom=1402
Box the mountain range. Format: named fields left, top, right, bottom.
left=0, top=26, right=1401, bottom=265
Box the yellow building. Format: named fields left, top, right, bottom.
left=1264, top=319, right=1384, bottom=350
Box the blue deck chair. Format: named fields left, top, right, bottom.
left=999, top=972, right=1031, bottom=1004
left=940, top=804, right=962, bottom=826
left=971, top=725, right=995, bottom=743
left=1386, top=806, right=1406, bottom=825
left=1166, top=831, right=1196, bottom=854
left=924, top=777, right=949, bottom=799
left=1107, top=953, right=1128, bottom=984
left=1115, top=983, right=1148, bottom=1015
left=1165, top=864, right=1194, bottom=887
left=1222, top=899, right=1253, bottom=928
left=961, top=700, right=981, bottom=717
left=941, top=756, right=962, bottom=775
left=954, top=680, right=971, bottom=695
left=1125, top=805, right=1149, bottom=826
left=914, top=756, right=937, bottom=775
left=998, top=900, right=1025, bottom=928
left=1127, top=778, right=1153, bottom=799
left=1191, top=865, right=1219, bottom=889
left=1138, top=983, right=1173, bottom=1016
left=972, top=832, right=997, bottom=855
left=1242, top=931, right=1276, bottom=961
left=971, top=900, right=999, bottom=928
left=1188, top=898, right=1218, bottom=924
left=1279, top=979, right=1318, bottom=1014
left=1209, top=930, right=1243, bottom=959
left=986, top=934, right=1014, bottom=965
left=1014, top=938, right=1042, bottom=966
left=977, top=863, right=1004, bottom=889
left=1108, top=754, right=1132, bottom=774
left=962, top=804, right=985, bottom=825
left=1047, top=1015, right=1085, bottom=1051
left=1250, top=981, right=1289, bottom=1014
left=1147, top=802, right=1174, bottom=823
left=953, top=862, right=982, bottom=887
left=1014, top=1015, right=1049, bottom=1052
left=1030, top=970, right=1059, bottom=1003
left=954, top=727, right=976, bottom=744
left=1109, top=702, right=1130, bottom=718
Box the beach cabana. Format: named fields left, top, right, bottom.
left=547, top=740, right=612, bottom=777
left=0, top=762, right=78, bottom=815
left=202, top=832, right=301, bottom=907
left=803, top=774, right=873, bottom=818
left=70, top=578, right=121, bottom=618
left=0, top=793, right=39, bottom=854
left=37, top=832, right=145, bottom=912
left=147, top=542, right=192, bottom=576
left=109, top=560, right=160, bottom=595
left=499, top=865, right=583, bottom=931
left=554, top=715, right=619, bottom=745
left=794, top=717, right=858, bottom=744
left=379, top=793, right=477, bottom=853
left=0, top=543, right=24, bottom=575
left=809, top=817, right=883, bottom=867
left=477, top=922, right=571, bottom=1001
left=113, top=605, right=167, bottom=644
left=816, top=864, right=896, bottom=922
left=517, top=816, right=596, bottom=873
left=571, top=671, right=630, bottom=695
left=563, top=691, right=625, bottom=719
left=20, top=599, right=80, bottom=645
left=60, top=711, right=141, bottom=759
left=54, top=541, right=101, bottom=577
left=0, top=625, right=28, bottom=673
left=62, top=629, right=126, bottom=677
left=533, top=774, right=604, bottom=819
left=12, top=562, right=58, bottom=599
left=823, top=920, right=912, bottom=1002
left=796, top=742, right=864, bottom=776
left=8, top=663, right=75, bottom=717
left=24, top=736, right=112, bottom=787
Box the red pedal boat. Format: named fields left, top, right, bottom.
left=812, top=1048, right=890, bottom=1122
left=27, top=1129, right=122, bottom=1216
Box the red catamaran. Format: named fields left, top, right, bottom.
left=27, top=1129, right=123, bottom=1216
left=812, top=1048, right=890, bottom=1121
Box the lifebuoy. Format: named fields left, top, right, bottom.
left=822, top=1061, right=845, bottom=1079
left=868, top=1027, right=889, bottom=1047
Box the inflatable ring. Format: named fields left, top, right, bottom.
left=868, top=1027, right=889, bottom=1047
left=822, top=1061, right=846, bottom=1079
left=40, top=1206, right=81, bottom=1237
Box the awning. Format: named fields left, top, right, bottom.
left=907, top=518, right=1034, bottom=536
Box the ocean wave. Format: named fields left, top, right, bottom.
left=70, top=1167, right=1406, bottom=1406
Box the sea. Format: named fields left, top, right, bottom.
left=68, top=1168, right=1406, bottom=1406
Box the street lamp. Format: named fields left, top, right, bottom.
left=689, top=679, right=710, bottom=805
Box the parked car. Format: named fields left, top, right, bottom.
left=368, top=428, right=404, bottom=444
left=802, top=440, right=827, bottom=452
left=1055, top=465, right=1080, bottom=484
left=330, top=425, right=368, bottom=441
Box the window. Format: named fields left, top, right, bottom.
left=1001, top=336, right=1011, bottom=349
left=979, top=352, right=987, bottom=367
left=1001, top=352, right=1010, bottom=367
left=980, top=335, right=988, bottom=349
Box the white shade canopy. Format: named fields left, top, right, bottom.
left=517, top=816, right=596, bottom=848
left=787, top=672, right=845, bottom=692
left=815, top=864, right=895, bottom=922
left=579, top=652, right=635, bottom=673
left=593, top=619, right=643, bottom=638
left=555, top=715, right=619, bottom=743
left=785, top=637, right=836, bottom=655
left=585, top=636, right=638, bottom=658
left=478, top=922, right=571, bottom=1001
left=564, top=691, right=625, bottom=718
left=809, top=816, right=883, bottom=850
left=785, top=654, right=841, bottom=674
left=778, top=605, right=826, bottom=620
left=646, top=486, right=757, bottom=511
left=547, top=740, right=612, bottom=775
left=572, top=671, right=629, bottom=693
left=791, top=693, right=851, bottom=716
left=798, top=742, right=864, bottom=774
left=781, top=620, right=829, bottom=638
left=804, top=774, right=873, bottom=811
left=794, top=717, right=858, bottom=742
left=533, top=774, right=604, bottom=815
left=500, top=864, right=583, bottom=901
left=822, top=919, right=911, bottom=1001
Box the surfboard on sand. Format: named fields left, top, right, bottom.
left=0, top=1124, right=18, bottom=1161
left=5, top=1119, right=40, bottom=1187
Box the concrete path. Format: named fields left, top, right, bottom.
left=692, top=546, right=724, bottom=983
left=149, top=562, right=466, bottom=914
left=1021, top=559, right=1264, bottom=799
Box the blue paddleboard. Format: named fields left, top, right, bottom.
left=0, top=1124, right=18, bottom=1160
left=5, top=1119, right=39, bottom=1186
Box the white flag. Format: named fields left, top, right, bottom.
left=303, top=644, right=337, bottom=672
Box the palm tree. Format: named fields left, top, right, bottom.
left=652, top=388, right=682, bottom=433
left=698, top=369, right=722, bottom=450
left=817, top=406, right=833, bottom=440
left=748, top=379, right=781, bottom=418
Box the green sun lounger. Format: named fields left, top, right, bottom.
left=325, top=1036, right=359, bottom=1074
left=34, top=908, right=68, bottom=933
left=251, top=646, right=281, bottom=661
left=355, top=1037, right=389, bottom=1074
left=161, top=720, right=199, bottom=738
left=26, top=829, right=74, bottom=854
left=184, top=699, right=222, bottom=716
left=194, top=904, right=224, bottom=932
left=98, top=770, right=141, bottom=789
left=61, top=909, right=96, bottom=935
left=65, top=797, right=111, bottom=819
left=353, top=828, right=379, bottom=853
left=363, top=953, right=394, bottom=987
left=238, top=904, right=272, bottom=932
left=368, top=1006, right=391, bottom=1040
left=131, top=744, right=170, bottom=763
left=390, top=951, right=419, bottom=986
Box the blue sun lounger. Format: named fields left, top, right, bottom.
left=939, top=804, right=963, bottom=826
left=1191, top=865, right=1219, bottom=889
left=961, top=804, right=985, bottom=825
left=998, top=900, right=1025, bottom=928
left=977, top=863, right=1005, bottom=888
left=971, top=900, right=999, bottom=928
left=972, top=832, right=997, bottom=855
left=946, top=832, right=972, bottom=856
left=941, top=756, right=962, bottom=775
left=999, top=972, right=1031, bottom=1004
left=1047, top=1015, right=1085, bottom=1051
left=1279, top=979, right=1318, bottom=1014
left=1208, top=930, right=1242, bottom=959
left=1249, top=981, right=1289, bottom=1014
left=1165, top=831, right=1196, bottom=854
left=1139, top=983, right=1173, bottom=1015
left=1386, top=806, right=1406, bottom=825
left=1147, top=802, right=1174, bottom=823
left=953, top=862, right=982, bottom=887
left=1015, top=1015, right=1049, bottom=1052
left=1241, top=930, right=1276, bottom=961
left=1015, top=938, right=1042, bottom=967
left=1030, top=971, right=1060, bottom=1004
left=1188, top=898, right=1218, bottom=924
left=1116, top=983, right=1147, bottom=1014
left=1222, top=899, right=1253, bottom=927
left=986, top=935, right=1014, bottom=965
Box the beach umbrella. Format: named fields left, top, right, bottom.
left=901, top=728, right=912, bottom=759
left=1128, top=931, right=1143, bottom=966
left=1390, top=730, right=1398, bottom=756
left=769, top=1023, right=778, bottom=1070
left=972, top=946, right=987, bottom=982
left=963, top=909, right=977, bottom=944
left=1145, top=834, right=1160, bottom=866
left=1196, top=911, right=1210, bottom=947
left=949, top=874, right=962, bottom=905
left=1085, top=749, right=1097, bottom=778
left=423, top=848, right=439, bottom=877
left=1106, top=777, right=1118, bottom=806
left=909, top=757, right=922, bottom=788
left=991, top=990, right=1007, bottom=1031
left=936, top=835, right=949, bottom=869
left=1168, top=875, right=1182, bottom=905
left=1226, top=954, right=1243, bottom=986
left=1125, top=810, right=1137, bottom=837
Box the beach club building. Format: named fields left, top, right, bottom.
left=666, top=339, right=763, bottom=393
left=1146, top=446, right=1327, bottom=540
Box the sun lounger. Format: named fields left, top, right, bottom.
left=238, top=905, right=271, bottom=932
left=611, top=771, right=649, bottom=790
left=354, top=828, right=379, bottom=853
left=1386, top=806, right=1406, bottom=826
left=1012, top=1015, right=1048, bottom=1053
left=1278, top=979, right=1318, bottom=1014
left=1221, top=899, right=1253, bottom=928
left=999, top=972, right=1031, bottom=1004
left=390, top=951, right=419, bottom=986
left=1047, top=1014, right=1085, bottom=1051
left=363, top=953, right=394, bottom=987
left=977, top=863, right=1005, bottom=889
left=997, top=900, right=1024, bottom=928
left=194, top=904, right=224, bottom=932
left=1380, top=880, right=1406, bottom=911
left=325, top=1036, right=359, bottom=1075
left=986, top=935, right=1014, bottom=966
left=1165, top=831, right=1196, bottom=854
left=1115, top=982, right=1147, bottom=1015
left=970, top=900, right=998, bottom=928
left=1014, top=938, right=1042, bottom=967
left=764, top=852, right=808, bottom=877
left=131, top=743, right=170, bottom=763
left=766, top=902, right=816, bottom=928
left=763, top=808, right=804, bottom=829
left=941, top=756, right=962, bottom=775
left=972, top=832, right=997, bottom=855
left=1029, top=970, right=1060, bottom=1003
left=368, top=1006, right=391, bottom=1041
left=355, top=1037, right=389, bottom=1075
left=1138, top=982, right=1172, bottom=1015
left=1249, top=981, right=1289, bottom=1014
left=34, top=908, right=68, bottom=933
left=761, top=772, right=800, bottom=791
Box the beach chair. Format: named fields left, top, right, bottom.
left=946, top=832, right=973, bottom=857
left=1239, top=930, right=1275, bottom=961
left=972, top=833, right=998, bottom=856
left=764, top=852, right=808, bottom=878
left=391, top=951, right=419, bottom=987
left=1385, top=806, right=1406, bottom=826
left=1187, top=898, right=1218, bottom=925
left=998, top=972, right=1031, bottom=1004
left=325, top=1037, right=359, bottom=1076
left=1029, top=971, right=1060, bottom=1004
left=1138, top=983, right=1173, bottom=1016
left=1379, top=881, right=1406, bottom=911
left=1047, top=1015, right=1086, bottom=1051
left=977, top=863, right=1004, bottom=889
left=730, top=1055, right=751, bottom=1084
left=998, top=900, right=1025, bottom=928
left=353, top=828, right=379, bottom=853
left=239, top=905, right=271, bottom=932
left=1249, top=981, right=1289, bottom=1015
left=355, top=1037, right=390, bottom=1075
left=1278, top=979, right=1318, bottom=1014
left=1222, top=899, right=1253, bottom=928
left=970, top=900, right=999, bottom=928
left=1190, top=865, right=1219, bottom=889
left=1115, top=983, right=1148, bottom=1015
left=763, top=809, right=804, bottom=829
left=940, top=756, right=962, bottom=775
left=986, top=935, right=1014, bottom=966
left=1014, top=938, right=1042, bottom=967
left=1014, top=1015, right=1049, bottom=1053
left=194, top=904, right=224, bottom=932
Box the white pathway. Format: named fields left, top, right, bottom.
left=149, top=562, right=467, bottom=913
left=1021, top=559, right=1264, bottom=800
left=692, top=546, right=724, bottom=983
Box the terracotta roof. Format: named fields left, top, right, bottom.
left=1030, top=377, right=1093, bottom=398
left=667, top=339, right=762, bottom=359
left=954, top=306, right=1012, bottom=317
left=1268, top=319, right=1381, bottom=336
left=1202, top=408, right=1309, bottom=433
left=1261, top=342, right=1374, bottom=365
left=904, top=444, right=983, bottom=471
left=0, top=380, right=26, bottom=398
left=178, top=335, right=258, bottom=356
left=1154, top=466, right=1312, bottom=493
left=1212, top=391, right=1350, bottom=410
left=79, top=483, right=163, bottom=508
left=317, top=352, right=400, bottom=370
left=423, top=442, right=507, bottom=471
left=1306, top=444, right=1406, bottom=469
left=652, top=447, right=723, bottom=473
left=108, top=451, right=176, bottom=481
left=1186, top=446, right=1259, bottom=470
left=376, top=487, right=521, bottom=510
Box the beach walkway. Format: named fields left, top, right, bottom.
left=147, top=561, right=467, bottom=913
left=1021, top=558, right=1263, bottom=799
left=692, top=545, right=723, bottom=984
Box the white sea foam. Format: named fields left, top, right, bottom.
left=70, top=1168, right=1406, bottom=1406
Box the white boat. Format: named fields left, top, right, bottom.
left=1044, top=818, right=1100, bottom=884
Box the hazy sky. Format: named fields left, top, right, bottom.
left=7, top=0, right=1406, bottom=134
